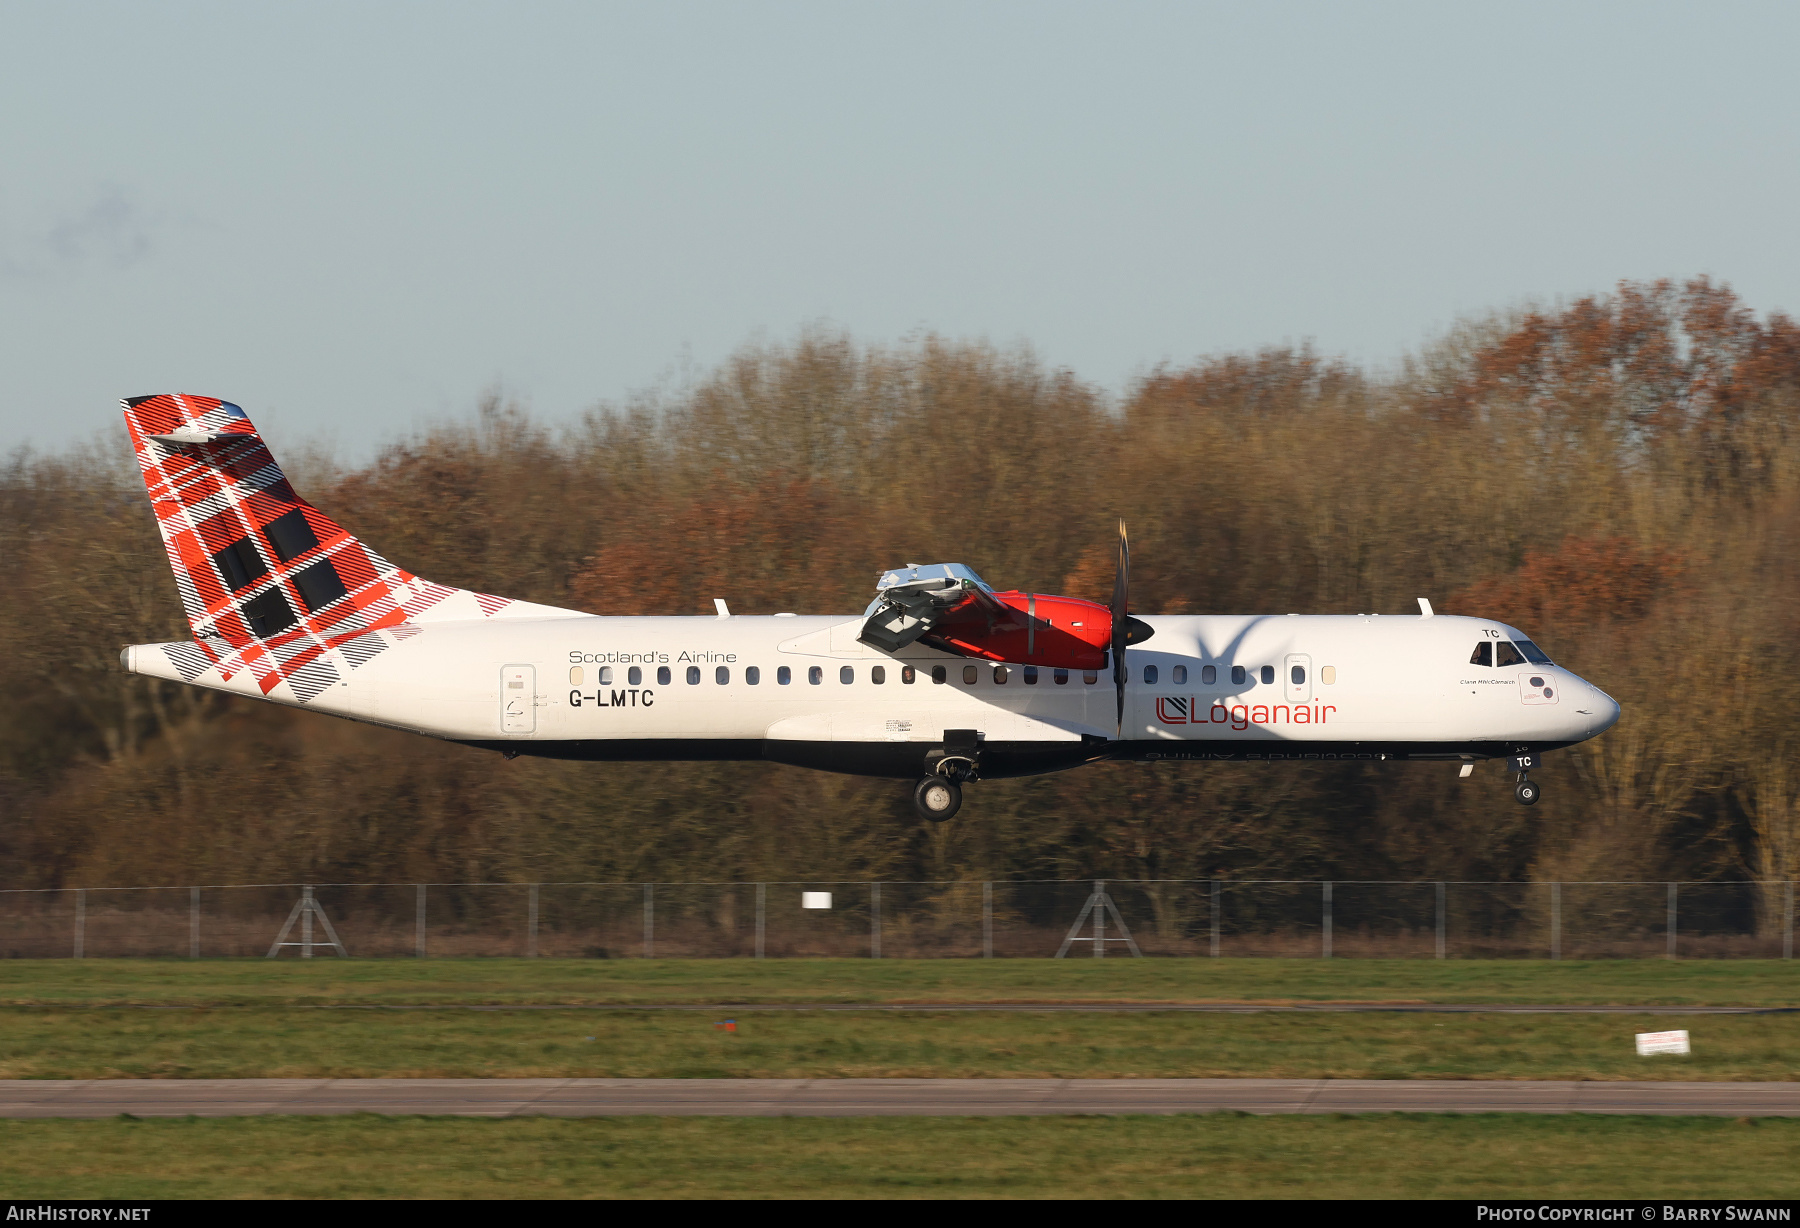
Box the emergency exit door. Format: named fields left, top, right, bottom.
left=502, top=665, right=535, bottom=733
left=1284, top=654, right=1312, bottom=703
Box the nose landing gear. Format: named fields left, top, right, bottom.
left=1510, top=753, right=1541, bottom=806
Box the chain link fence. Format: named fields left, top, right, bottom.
left=2, top=879, right=1795, bottom=959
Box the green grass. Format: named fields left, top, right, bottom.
left=5, top=957, right=1798, bottom=1006
left=2, top=1007, right=1795, bottom=1080
left=2, top=1114, right=1797, bottom=1199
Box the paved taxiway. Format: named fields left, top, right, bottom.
left=3, top=1078, right=1795, bottom=1118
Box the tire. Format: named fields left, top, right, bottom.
left=1515, top=779, right=1541, bottom=806
left=913, top=775, right=962, bottom=823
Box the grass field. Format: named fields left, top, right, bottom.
left=2, top=1007, right=1795, bottom=1080
left=2, top=1114, right=1797, bottom=1199
left=6, top=957, right=1799, bottom=1006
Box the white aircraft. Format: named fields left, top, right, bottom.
left=118, top=395, right=1621, bottom=821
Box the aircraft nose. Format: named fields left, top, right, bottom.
left=1581, top=682, right=1621, bottom=736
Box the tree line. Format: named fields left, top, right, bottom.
left=3, top=278, right=1798, bottom=935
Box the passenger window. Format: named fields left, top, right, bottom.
left=1023, top=665, right=1038, bottom=685
left=1053, top=668, right=1069, bottom=684
left=777, top=666, right=791, bottom=685
left=1143, top=664, right=1158, bottom=685
left=1470, top=642, right=1492, bottom=667
left=809, top=666, right=822, bottom=685
left=993, top=666, right=1009, bottom=684
left=657, top=666, right=671, bottom=685
left=932, top=665, right=947, bottom=684
left=715, top=666, right=730, bottom=684
left=569, top=666, right=583, bottom=686
left=1231, top=665, right=1246, bottom=685
left=1173, top=665, right=1187, bottom=685
left=963, top=665, right=978, bottom=684
left=840, top=666, right=854, bottom=684
left=686, top=666, right=701, bottom=684
left=1321, top=666, right=1335, bottom=685
left=1083, top=671, right=1098, bottom=684
left=871, top=665, right=886, bottom=684
left=1260, top=666, right=1275, bottom=685
left=599, top=666, right=613, bottom=686
left=902, top=666, right=915, bottom=684
left=630, top=666, right=643, bottom=686
left=1291, top=665, right=1305, bottom=685
left=1494, top=641, right=1525, bottom=668
left=1202, top=664, right=1217, bottom=684
left=746, top=666, right=759, bottom=685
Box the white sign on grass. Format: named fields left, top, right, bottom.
left=802, top=892, right=832, bottom=910
left=1636, top=1030, right=1691, bottom=1056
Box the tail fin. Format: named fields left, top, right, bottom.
left=122, top=394, right=577, bottom=702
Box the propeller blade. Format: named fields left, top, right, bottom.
left=1110, top=519, right=1129, bottom=736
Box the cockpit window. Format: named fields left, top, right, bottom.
left=1514, top=639, right=1553, bottom=665
left=1469, top=642, right=1492, bottom=667
left=1494, top=641, right=1525, bottom=668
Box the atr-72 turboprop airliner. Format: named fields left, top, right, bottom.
left=118, top=395, right=1621, bottom=821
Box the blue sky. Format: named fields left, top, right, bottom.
left=3, top=1, right=1798, bottom=455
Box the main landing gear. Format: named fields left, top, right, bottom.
left=913, top=774, right=962, bottom=822
left=914, top=728, right=979, bottom=823
left=1511, top=753, right=1541, bottom=806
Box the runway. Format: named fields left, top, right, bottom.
left=4, top=1078, right=1796, bottom=1118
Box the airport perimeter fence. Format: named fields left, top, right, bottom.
left=0, top=878, right=1796, bottom=960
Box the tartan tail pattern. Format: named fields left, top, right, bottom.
left=123, top=394, right=515, bottom=703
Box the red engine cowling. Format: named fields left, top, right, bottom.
left=923, top=590, right=1112, bottom=670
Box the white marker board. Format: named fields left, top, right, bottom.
left=1636, top=1030, right=1690, bottom=1056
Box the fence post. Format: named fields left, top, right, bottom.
left=1667, top=882, right=1678, bottom=959
left=982, top=881, right=993, bottom=958
left=643, top=883, right=654, bottom=959
left=1210, top=880, right=1220, bottom=958
left=1435, top=881, right=1446, bottom=960
left=527, top=884, right=539, bottom=959
left=415, top=884, right=426, bottom=958
left=190, top=886, right=201, bottom=959
left=755, top=882, right=765, bottom=960
left=1322, top=881, right=1332, bottom=959
left=1092, top=880, right=1106, bottom=958
left=1551, top=882, right=1561, bottom=960
left=1786, top=881, right=1795, bottom=960
left=870, top=882, right=881, bottom=959
left=73, top=888, right=85, bottom=959
left=302, top=884, right=314, bottom=959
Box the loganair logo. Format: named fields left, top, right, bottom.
left=1156, top=696, right=1336, bottom=730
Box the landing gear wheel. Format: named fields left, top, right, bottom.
left=913, top=774, right=962, bottom=822
left=1515, top=778, right=1541, bottom=806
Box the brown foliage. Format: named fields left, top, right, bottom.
left=1443, top=536, right=1687, bottom=629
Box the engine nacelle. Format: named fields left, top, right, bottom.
left=927, top=590, right=1112, bottom=670
left=856, top=562, right=1133, bottom=670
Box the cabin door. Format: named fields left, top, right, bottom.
left=502, top=665, right=535, bottom=733
left=1284, top=654, right=1312, bottom=704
